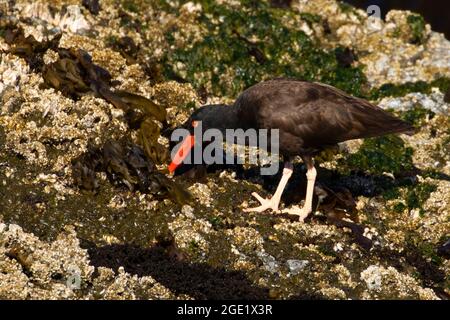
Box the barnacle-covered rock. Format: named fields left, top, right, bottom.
left=0, top=0, right=449, bottom=300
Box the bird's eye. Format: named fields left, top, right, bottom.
left=192, top=120, right=199, bottom=128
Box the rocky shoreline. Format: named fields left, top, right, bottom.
left=0, top=0, right=448, bottom=299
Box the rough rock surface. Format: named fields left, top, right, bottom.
left=0, top=0, right=448, bottom=299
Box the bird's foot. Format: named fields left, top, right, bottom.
left=243, top=192, right=280, bottom=213
left=282, top=205, right=311, bottom=222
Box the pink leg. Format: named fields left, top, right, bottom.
left=282, top=156, right=316, bottom=221
left=244, top=162, right=293, bottom=213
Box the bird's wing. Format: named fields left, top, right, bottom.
left=313, top=82, right=415, bottom=138
left=256, top=82, right=415, bottom=148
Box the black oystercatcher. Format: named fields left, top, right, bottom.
left=169, top=79, right=415, bottom=220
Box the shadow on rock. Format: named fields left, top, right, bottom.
left=86, top=242, right=270, bottom=299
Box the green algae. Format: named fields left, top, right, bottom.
left=340, top=135, right=414, bottom=176
left=0, top=0, right=448, bottom=300
left=208, top=216, right=223, bottom=229
left=383, top=181, right=437, bottom=216
left=369, top=77, right=450, bottom=100
left=120, top=0, right=445, bottom=103
left=122, top=0, right=140, bottom=13
left=407, top=14, right=426, bottom=44
left=398, top=104, right=435, bottom=127
left=405, top=183, right=437, bottom=215
left=338, top=1, right=355, bottom=14
left=299, top=13, right=322, bottom=26
left=162, top=0, right=367, bottom=98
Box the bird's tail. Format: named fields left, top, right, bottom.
left=351, top=104, right=418, bottom=139
left=378, top=119, right=417, bottom=136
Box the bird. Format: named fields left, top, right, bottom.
left=168, top=78, right=415, bottom=221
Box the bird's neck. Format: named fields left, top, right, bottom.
left=202, top=105, right=241, bottom=133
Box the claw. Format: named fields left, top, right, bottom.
left=243, top=192, right=280, bottom=213
left=281, top=205, right=311, bottom=222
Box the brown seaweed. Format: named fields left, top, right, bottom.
left=114, top=90, right=166, bottom=122
left=72, top=138, right=191, bottom=205
left=139, top=118, right=168, bottom=164
left=41, top=47, right=168, bottom=164
left=42, top=54, right=91, bottom=97
left=2, top=23, right=185, bottom=203
left=3, top=24, right=61, bottom=71
left=72, top=160, right=99, bottom=191
left=107, top=36, right=139, bottom=64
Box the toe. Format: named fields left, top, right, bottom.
left=251, top=192, right=266, bottom=203
left=282, top=206, right=311, bottom=221
left=244, top=193, right=280, bottom=213
left=243, top=205, right=266, bottom=213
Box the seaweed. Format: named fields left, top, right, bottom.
left=41, top=47, right=168, bottom=165
left=2, top=24, right=61, bottom=71
left=72, top=138, right=191, bottom=205
left=139, top=118, right=169, bottom=164
left=340, top=135, right=414, bottom=176
left=369, top=77, right=450, bottom=100
left=299, top=13, right=322, bottom=26
left=162, top=0, right=368, bottom=98
left=407, top=14, right=426, bottom=44
left=399, top=104, right=435, bottom=127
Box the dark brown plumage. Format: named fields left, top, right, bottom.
left=232, top=78, right=415, bottom=156
left=170, top=78, right=415, bottom=219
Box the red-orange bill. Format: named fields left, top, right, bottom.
left=168, top=135, right=195, bottom=173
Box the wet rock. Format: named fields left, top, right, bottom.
left=378, top=90, right=448, bottom=115
left=286, top=259, right=309, bottom=275
left=360, top=264, right=438, bottom=299
left=0, top=222, right=185, bottom=299
left=82, top=0, right=100, bottom=16
left=0, top=224, right=93, bottom=299
left=437, top=239, right=450, bottom=259
left=0, top=86, right=24, bottom=114
left=58, top=5, right=90, bottom=34
left=0, top=0, right=449, bottom=300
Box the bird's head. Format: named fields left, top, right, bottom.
left=168, top=104, right=230, bottom=173
left=184, top=104, right=231, bottom=132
